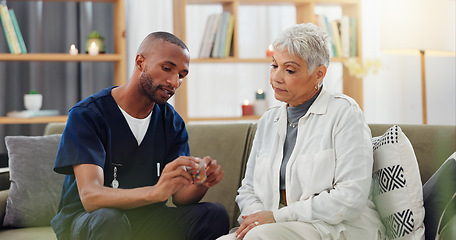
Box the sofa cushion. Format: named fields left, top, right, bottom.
left=3, top=134, right=64, bottom=228
left=187, top=123, right=254, bottom=228
left=423, top=152, right=456, bottom=239
left=371, top=125, right=425, bottom=239
left=0, top=226, right=57, bottom=240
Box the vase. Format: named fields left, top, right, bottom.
left=24, top=94, right=42, bottom=111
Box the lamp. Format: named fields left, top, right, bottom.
left=381, top=0, right=456, bottom=124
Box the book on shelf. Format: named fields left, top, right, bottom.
left=223, top=14, right=235, bottom=58
left=316, top=14, right=336, bottom=58
left=0, top=4, right=21, bottom=54
left=349, top=16, right=357, bottom=57
left=198, top=13, right=221, bottom=59
left=211, top=12, right=231, bottom=58
left=6, top=110, right=59, bottom=118
left=0, top=4, right=18, bottom=53
left=317, top=14, right=357, bottom=58
left=199, top=12, right=235, bottom=59
left=198, top=14, right=213, bottom=58
left=0, top=4, right=13, bottom=53
left=216, top=12, right=231, bottom=58
left=9, top=9, right=27, bottom=53
left=0, top=4, right=25, bottom=54
left=330, top=20, right=343, bottom=57
left=341, top=16, right=350, bottom=58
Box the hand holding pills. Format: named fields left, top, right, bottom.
left=185, top=157, right=207, bottom=184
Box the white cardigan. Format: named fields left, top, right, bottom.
left=236, top=88, right=385, bottom=239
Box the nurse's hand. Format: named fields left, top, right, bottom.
left=235, top=211, right=275, bottom=239
left=155, top=157, right=198, bottom=201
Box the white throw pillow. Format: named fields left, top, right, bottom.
left=371, top=125, right=425, bottom=240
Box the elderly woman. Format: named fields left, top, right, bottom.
left=217, top=23, right=385, bottom=240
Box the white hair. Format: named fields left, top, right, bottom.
left=272, top=23, right=332, bottom=74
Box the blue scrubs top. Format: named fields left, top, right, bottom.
left=51, top=87, right=189, bottom=238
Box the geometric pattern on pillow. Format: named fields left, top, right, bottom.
left=373, top=126, right=399, bottom=150
left=371, top=125, right=425, bottom=240
left=372, top=164, right=406, bottom=196
left=384, top=209, right=414, bottom=239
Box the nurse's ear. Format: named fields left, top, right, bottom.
left=135, top=54, right=146, bottom=71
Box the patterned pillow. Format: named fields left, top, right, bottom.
left=371, top=125, right=425, bottom=240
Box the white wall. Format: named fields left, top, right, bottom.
left=125, top=0, right=456, bottom=125
left=124, top=0, right=173, bottom=77
left=362, top=1, right=456, bottom=125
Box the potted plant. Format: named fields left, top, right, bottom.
left=24, top=90, right=42, bottom=111
left=85, top=30, right=106, bottom=53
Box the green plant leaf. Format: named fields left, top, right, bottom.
left=87, top=30, right=104, bottom=40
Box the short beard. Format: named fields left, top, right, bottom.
left=139, top=71, right=172, bottom=105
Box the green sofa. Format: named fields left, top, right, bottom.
left=0, top=122, right=454, bottom=239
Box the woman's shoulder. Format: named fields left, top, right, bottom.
left=259, top=104, right=283, bottom=121
left=328, top=91, right=362, bottom=110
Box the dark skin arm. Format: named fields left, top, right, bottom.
left=74, top=157, right=198, bottom=213
left=172, top=156, right=224, bottom=206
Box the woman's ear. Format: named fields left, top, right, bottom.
left=314, top=65, right=327, bottom=83
left=315, top=65, right=327, bottom=81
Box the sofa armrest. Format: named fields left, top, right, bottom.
left=0, top=190, right=9, bottom=229
left=44, top=123, right=66, bottom=136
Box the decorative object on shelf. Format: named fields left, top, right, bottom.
left=343, top=58, right=382, bottom=78
left=7, top=109, right=58, bottom=118
left=24, top=90, right=42, bottom=111
left=69, top=44, right=78, bottom=55
left=266, top=44, right=274, bottom=57
left=254, top=89, right=268, bottom=116
left=381, top=0, right=455, bottom=124
left=85, top=30, right=105, bottom=53
left=88, top=42, right=99, bottom=56
left=242, top=100, right=254, bottom=116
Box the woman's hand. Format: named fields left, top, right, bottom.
left=235, top=211, right=276, bottom=239
left=201, top=156, right=224, bottom=188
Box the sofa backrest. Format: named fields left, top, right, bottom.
left=186, top=123, right=256, bottom=227
left=42, top=122, right=456, bottom=228
left=44, top=122, right=256, bottom=228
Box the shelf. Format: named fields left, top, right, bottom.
left=188, top=115, right=260, bottom=122
left=0, top=116, right=68, bottom=124
left=190, top=56, right=351, bottom=63
left=0, top=0, right=126, bottom=127
left=9, top=0, right=119, bottom=2
left=173, top=0, right=362, bottom=122
left=0, top=53, right=123, bottom=62
left=186, top=0, right=360, bottom=5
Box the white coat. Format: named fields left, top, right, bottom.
left=236, top=87, right=385, bottom=239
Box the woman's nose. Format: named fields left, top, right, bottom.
left=270, top=69, right=282, bottom=83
